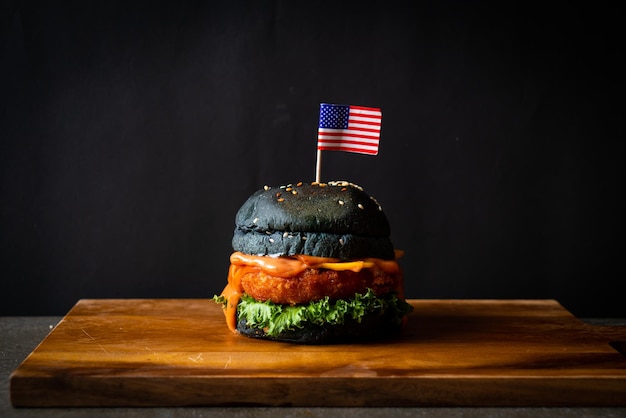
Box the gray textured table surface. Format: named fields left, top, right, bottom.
left=2, top=316, right=625, bottom=418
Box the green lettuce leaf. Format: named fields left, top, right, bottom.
left=234, top=288, right=413, bottom=337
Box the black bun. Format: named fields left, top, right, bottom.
left=232, top=181, right=395, bottom=260
left=236, top=309, right=405, bottom=344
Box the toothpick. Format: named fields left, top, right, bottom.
left=315, top=149, right=322, bottom=183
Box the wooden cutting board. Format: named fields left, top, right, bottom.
left=10, top=299, right=626, bottom=407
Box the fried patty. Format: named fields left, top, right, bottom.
left=239, top=266, right=401, bottom=305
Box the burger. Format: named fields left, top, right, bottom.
left=213, top=180, right=412, bottom=344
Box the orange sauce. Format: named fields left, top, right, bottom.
left=219, top=251, right=403, bottom=333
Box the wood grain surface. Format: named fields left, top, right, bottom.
left=9, top=299, right=626, bottom=407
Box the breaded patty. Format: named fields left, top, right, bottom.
left=239, top=266, right=401, bottom=305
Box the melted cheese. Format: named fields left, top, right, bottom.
left=219, top=251, right=403, bottom=333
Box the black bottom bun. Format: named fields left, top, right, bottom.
left=236, top=309, right=405, bottom=345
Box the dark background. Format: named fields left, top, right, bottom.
left=2, top=1, right=624, bottom=317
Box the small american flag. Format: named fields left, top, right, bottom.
left=317, top=103, right=382, bottom=155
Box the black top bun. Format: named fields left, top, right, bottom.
left=232, top=181, right=395, bottom=260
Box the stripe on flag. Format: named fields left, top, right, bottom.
left=317, top=103, right=382, bottom=155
